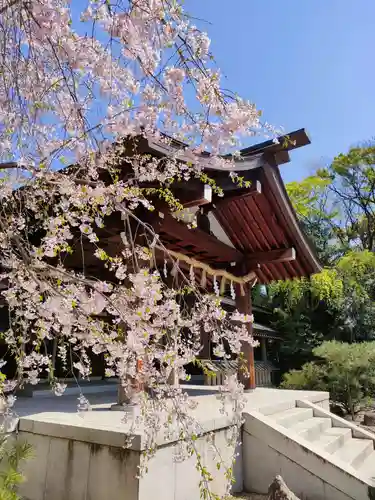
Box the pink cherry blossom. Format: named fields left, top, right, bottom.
left=0, top=0, right=264, bottom=494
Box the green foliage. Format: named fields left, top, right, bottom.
left=286, top=175, right=343, bottom=266
left=286, top=175, right=331, bottom=221
left=287, top=144, right=375, bottom=261
left=268, top=268, right=344, bottom=311
left=310, top=268, right=344, bottom=305
left=282, top=341, right=375, bottom=418
left=331, top=145, right=375, bottom=187
left=268, top=249, right=375, bottom=372
left=281, top=362, right=325, bottom=392
left=323, top=144, right=375, bottom=252
left=265, top=142, right=375, bottom=374
left=338, top=249, right=375, bottom=282
left=0, top=437, right=32, bottom=500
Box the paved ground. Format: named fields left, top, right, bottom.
left=13, top=385, right=328, bottom=433
left=11, top=385, right=329, bottom=453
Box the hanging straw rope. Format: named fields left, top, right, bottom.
left=155, top=246, right=256, bottom=293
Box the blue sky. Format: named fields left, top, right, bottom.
left=186, top=0, right=375, bottom=183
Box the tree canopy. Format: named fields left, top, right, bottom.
left=282, top=340, right=375, bottom=418
left=0, top=1, right=270, bottom=495
left=260, top=144, right=375, bottom=373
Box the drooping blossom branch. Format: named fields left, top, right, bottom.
left=0, top=1, right=267, bottom=497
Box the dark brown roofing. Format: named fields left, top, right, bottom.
left=212, top=163, right=321, bottom=283
left=172, top=129, right=320, bottom=283
left=143, top=128, right=321, bottom=284
left=48, top=129, right=321, bottom=284
left=253, top=323, right=282, bottom=340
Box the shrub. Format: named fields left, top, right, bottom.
left=281, top=340, right=375, bottom=419
left=281, top=362, right=326, bottom=392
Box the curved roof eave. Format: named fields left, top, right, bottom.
left=262, top=164, right=322, bottom=276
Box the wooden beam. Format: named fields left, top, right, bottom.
left=247, top=247, right=296, bottom=267
left=176, top=184, right=212, bottom=208
left=272, top=151, right=290, bottom=166
left=156, top=212, right=244, bottom=264
left=155, top=246, right=256, bottom=287
left=210, top=171, right=259, bottom=193
left=240, top=128, right=310, bottom=161
left=0, top=162, right=18, bottom=170
left=171, top=170, right=260, bottom=195
left=214, top=180, right=262, bottom=206
left=142, top=178, right=213, bottom=209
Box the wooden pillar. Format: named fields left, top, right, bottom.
left=117, top=358, right=144, bottom=405
left=200, top=327, right=211, bottom=359
left=260, top=338, right=267, bottom=362
left=163, top=273, right=184, bottom=387
left=235, top=283, right=256, bottom=390
left=167, top=336, right=179, bottom=387
left=167, top=367, right=179, bottom=386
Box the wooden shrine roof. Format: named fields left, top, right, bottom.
left=143, top=129, right=321, bottom=284
left=10, top=129, right=319, bottom=286
left=212, top=163, right=320, bottom=282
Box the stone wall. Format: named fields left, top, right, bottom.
left=17, top=426, right=237, bottom=500
left=243, top=406, right=370, bottom=500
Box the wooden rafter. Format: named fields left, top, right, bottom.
left=175, top=184, right=212, bottom=208
left=153, top=212, right=244, bottom=265
left=247, top=247, right=296, bottom=268
left=214, top=180, right=262, bottom=206
left=209, top=171, right=258, bottom=193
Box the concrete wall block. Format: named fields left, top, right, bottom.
left=139, top=445, right=175, bottom=500
left=232, top=434, right=243, bottom=494
left=278, top=453, right=326, bottom=500
left=244, top=411, right=370, bottom=500
left=44, top=437, right=90, bottom=500
left=16, top=426, right=235, bottom=500
left=86, top=443, right=139, bottom=500
left=208, top=428, right=237, bottom=496
left=243, top=431, right=281, bottom=494
left=173, top=437, right=205, bottom=500
left=323, top=482, right=356, bottom=500
left=243, top=431, right=358, bottom=500
left=18, top=432, right=51, bottom=500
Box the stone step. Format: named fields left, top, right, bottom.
left=311, top=427, right=352, bottom=454
left=357, top=451, right=375, bottom=481
left=293, top=417, right=331, bottom=441
left=260, top=400, right=297, bottom=416
left=332, top=438, right=374, bottom=469
left=273, top=407, right=313, bottom=428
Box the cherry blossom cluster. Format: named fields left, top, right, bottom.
left=0, top=0, right=265, bottom=496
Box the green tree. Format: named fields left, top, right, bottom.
left=282, top=341, right=375, bottom=419
left=324, top=144, right=375, bottom=252
left=287, top=143, right=375, bottom=260
left=267, top=250, right=375, bottom=364
left=286, top=175, right=343, bottom=266
left=263, top=144, right=375, bottom=373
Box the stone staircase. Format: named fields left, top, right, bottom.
left=243, top=399, right=375, bottom=499
left=270, top=405, right=375, bottom=480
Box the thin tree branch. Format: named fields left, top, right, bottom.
left=0, top=0, right=22, bottom=15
